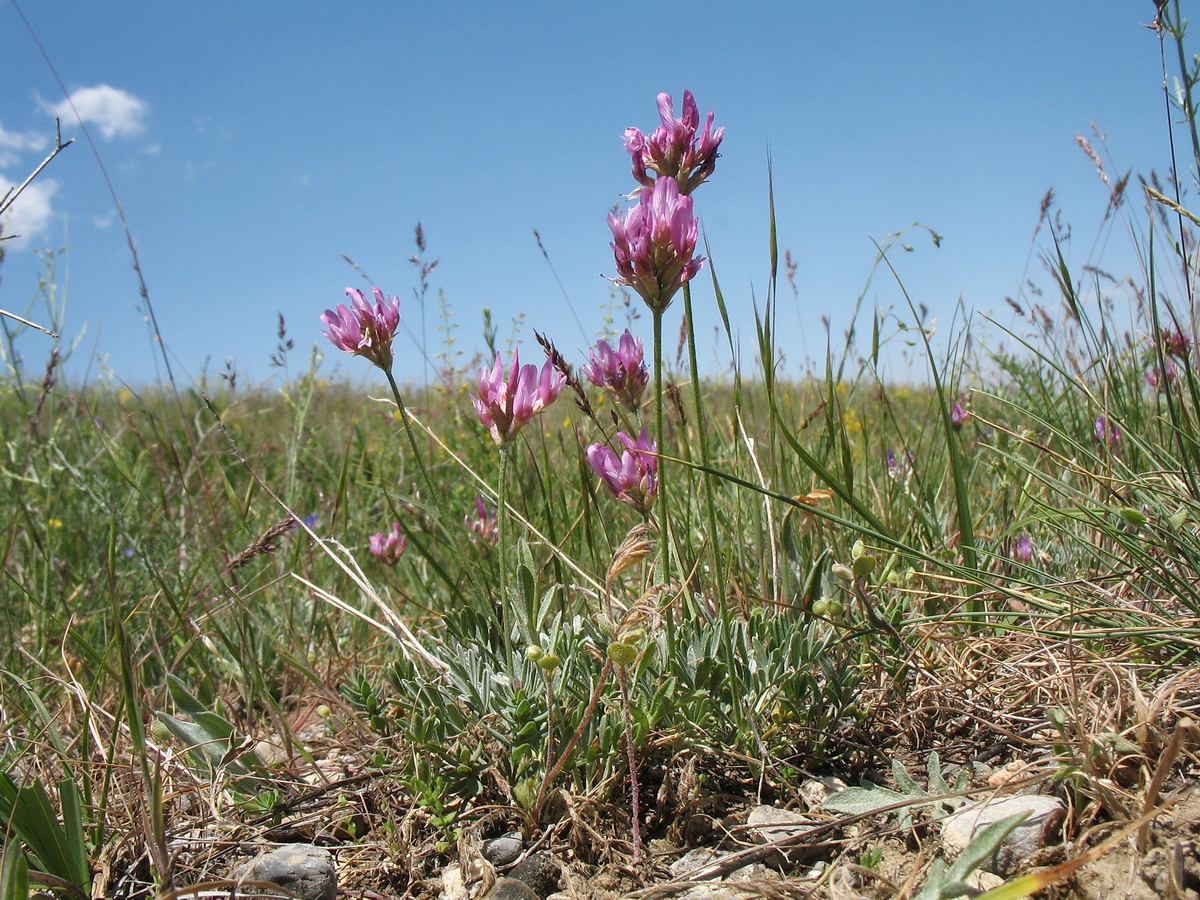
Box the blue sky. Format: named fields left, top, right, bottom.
left=0, top=1, right=1179, bottom=388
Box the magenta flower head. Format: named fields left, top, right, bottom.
left=321, top=287, right=401, bottom=372
left=472, top=349, right=566, bottom=446
left=1161, top=329, right=1192, bottom=359
left=950, top=402, right=968, bottom=430
left=369, top=522, right=406, bottom=565
left=609, top=176, right=704, bottom=314
left=466, top=495, right=498, bottom=546
left=587, top=428, right=659, bottom=514
left=1094, top=416, right=1121, bottom=447
left=1011, top=533, right=1034, bottom=564
left=582, top=330, right=649, bottom=411
left=624, top=90, right=724, bottom=195
left=1146, top=360, right=1180, bottom=391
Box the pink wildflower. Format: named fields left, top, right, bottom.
left=587, top=428, right=659, bottom=514
left=582, top=330, right=649, bottom=411
left=466, top=495, right=498, bottom=546
left=1094, top=416, right=1121, bottom=447
left=609, top=176, right=704, bottom=313
left=624, top=90, right=723, bottom=195
left=950, top=402, right=968, bottom=430
left=369, top=522, right=406, bottom=565
left=1011, top=534, right=1034, bottom=564
left=321, top=287, right=401, bottom=371
left=472, top=349, right=566, bottom=446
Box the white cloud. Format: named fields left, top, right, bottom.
left=1, top=177, right=59, bottom=249
left=48, top=85, right=148, bottom=139
left=0, top=124, right=49, bottom=168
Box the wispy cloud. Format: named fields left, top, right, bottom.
left=48, top=85, right=149, bottom=139
left=1, top=176, right=59, bottom=249
left=0, top=124, right=49, bottom=168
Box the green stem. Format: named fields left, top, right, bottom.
left=652, top=308, right=669, bottom=576
left=384, top=368, right=442, bottom=517
left=498, top=442, right=513, bottom=662
left=682, top=281, right=723, bottom=598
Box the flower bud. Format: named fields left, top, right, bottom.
left=607, top=641, right=638, bottom=666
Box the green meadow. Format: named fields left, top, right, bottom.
left=3, top=11, right=1200, bottom=900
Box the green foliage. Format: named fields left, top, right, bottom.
left=912, top=813, right=1030, bottom=900
left=0, top=773, right=90, bottom=895
left=825, top=752, right=969, bottom=830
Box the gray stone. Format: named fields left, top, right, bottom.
left=483, top=877, right=539, bottom=900
left=799, top=776, right=849, bottom=810
left=745, top=805, right=819, bottom=844
left=506, top=851, right=559, bottom=898
left=669, top=846, right=724, bottom=878
left=941, top=794, right=1066, bottom=876
left=482, top=832, right=524, bottom=867
left=236, top=843, right=336, bottom=900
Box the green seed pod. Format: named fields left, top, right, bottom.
left=831, top=563, right=854, bottom=582
left=316, top=704, right=332, bottom=718
left=851, top=539, right=865, bottom=560
left=826, top=600, right=844, bottom=618
left=525, top=645, right=545, bottom=662
left=1119, top=507, right=1147, bottom=528
left=812, top=599, right=829, bottom=616
left=607, top=641, right=638, bottom=666
left=852, top=554, right=876, bottom=578
left=537, top=653, right=561, bottom=671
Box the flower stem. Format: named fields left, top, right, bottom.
left=384, top=368, right=442, bottom=518
left=682, top=281, right=723, bottom=596
left=498, top=442, right=513, bottom=662
left=652, top=308, right=669, bottom=576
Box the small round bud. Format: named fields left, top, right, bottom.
left=525, top=645, right=545, bottom=662
left=831, top=563, right=854, bottom=582
left=537, top=653, right=561, bottom=671
left=852, top=554, right=876, bottom=578
left=607, top=641, right=638, bottom=666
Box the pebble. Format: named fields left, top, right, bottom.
left=234, top=843, right=337, bottom=900
left=482, top=877, right=539, bottom=900
left=482, top=832, right=524, bottom=867
left=941, top=794, right=1065, bottom=876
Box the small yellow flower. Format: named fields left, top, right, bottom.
left=48, top=518, right=63, bottom=529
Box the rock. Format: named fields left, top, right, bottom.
left=482, top=832, right=524, bottom=867
left=235, top=843, right=336, bottom=900
left=483, top=877, right=539, bottom=900
left=745, top=805, right=819, bottom=843
left=506, top=851, right=559, bottom=898
left=678, top=887, right=741, bottom=900
left=941, top=795, right=1065, bottom=876
left=669, top=846, right=724, bottom=878
left=439, top=862, right=469, bottom=900
left=799, top=776, right=849, bottom=810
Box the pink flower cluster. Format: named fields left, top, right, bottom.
left=609, top=91, right=719, bottom=314
left=320, top=287, right=401, bottom=371
left=582, top=329, right=649, bottom=411
left=587, top=429, right=659, bottom=515
left=369, top=522, right=406, bottom=565
left=609, top=177, right=703, bottom=314
left=465, top=495, right=498, bottom=545
left=472, top=349, right=566, bottom=446
left=624, top=90, right=724, bottom=195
